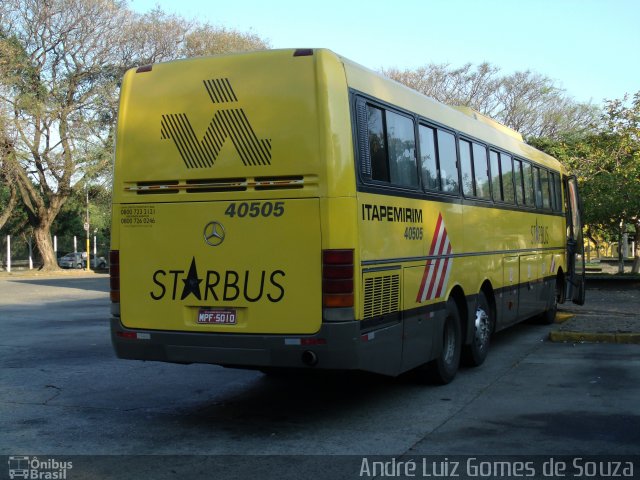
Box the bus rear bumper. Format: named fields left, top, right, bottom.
left=110, top=316, right=404, bottom=376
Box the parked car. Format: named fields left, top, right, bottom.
left=58, top=252, right=107, bottom=269
left=58, top=252, right=84, bottom=269
left=87, top=254, right=108, bottom=269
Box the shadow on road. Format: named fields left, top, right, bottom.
left=10, top=276, right=109, bottom=293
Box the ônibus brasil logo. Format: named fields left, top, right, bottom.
left=8, top=456, right=73, bottom=479
left=160, top=78, right=271, bottom=169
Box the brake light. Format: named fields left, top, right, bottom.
left=109, top=250, right=120, bottom=303
left=116, top=331, right=136, bottom=339
left=322, top=249, right=354, bottom=308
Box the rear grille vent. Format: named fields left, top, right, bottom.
left=135, top=180, right=179, bottom=194
left=254, top=176, right=303, bottom=190
left=186, top=178, right=247, bottom=193
left=363, top=274, right=400, bottom=319
left=126, top=175, right=309, bottom=194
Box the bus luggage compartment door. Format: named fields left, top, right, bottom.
left=117, top=198, right=322, bottom=335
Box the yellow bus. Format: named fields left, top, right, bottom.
left=110, top=49, right=585, bottom=384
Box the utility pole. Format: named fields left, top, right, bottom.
left=85, top=185, right=90, bottom=271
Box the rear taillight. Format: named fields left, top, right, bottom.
left=109, top=250, right=120, bottom=303
left=322, top=249, right=354, bottom=308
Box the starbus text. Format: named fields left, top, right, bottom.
left=150, top=268, right=285, bottom=303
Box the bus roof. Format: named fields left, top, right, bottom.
left=335, top=51, right=565, bottom=174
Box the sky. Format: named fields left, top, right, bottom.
left=128, top=0, right=639, bottom=105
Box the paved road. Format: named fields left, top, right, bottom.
left=1, top=276, right=638, bottom=478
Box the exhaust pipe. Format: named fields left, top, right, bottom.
left=301, top=350, right=318, bottom=366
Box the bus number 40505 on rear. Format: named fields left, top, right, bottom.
left=224, top=201, right=285, bottom=218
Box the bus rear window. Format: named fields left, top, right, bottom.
left=365, top=104, right=418, bottom=188
left=367, top=106, right=389, bottom=182
left=386, top=111, right=417, bottom=187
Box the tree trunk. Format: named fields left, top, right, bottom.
left=0, top=177, right=18, bottom=230
left=618, top=224, right=625, bottom=274
left=633, top=221, right=640, bottom=274
left=585, top=227, right=600, bottom=260
left=34, top=222, right=59, bottom=271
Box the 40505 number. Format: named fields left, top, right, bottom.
left=224, top=201, right=285, bottom=218
left=404, top=227, right=423, bottom=240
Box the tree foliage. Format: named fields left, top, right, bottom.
left=0, top=111, right=19, bottom=230
left=0, top=0, right=268, bottom=269
left=531, top=92, right=640, bottom=273
left=118, top=7, right=268, bottom=66
left=382, top=63, right=599, bottom=140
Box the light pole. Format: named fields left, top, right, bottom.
left=85, top=185, right=90, bottom=271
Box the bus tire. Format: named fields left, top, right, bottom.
left=540, top=278, right=560, bottom=325
left=425, top=299, right=462, bottom=385
left=462, top=291, right=492, bottom=367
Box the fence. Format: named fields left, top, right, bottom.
left=0, top=233, right=110, bottom=271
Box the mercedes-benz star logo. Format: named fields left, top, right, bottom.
left=203, top=221, right=225, bottom=246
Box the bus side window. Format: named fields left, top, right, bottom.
left=540, top=169, right=551, bottom=209
left=459, top=139, right=474, bottom=196
left=490, top=150, right=502, bottom=201
left=437, top=129, right=458, bottom=193
left=419, top=125, right=439, bottom=190
left=533, top=166, right=543, bottom=208
left=553, top=172, right=563, bottom=211
left=472, top=142, right=490, bottom=199
left=367, top=105, right=389, bottom=182
left=523, top=160, right=535, bottom=206
left=386, top=110, right=418, bottom=187
left=500, top=153, right=515, bottom=203
left=549, top=171, right=557, bottom=211
left=514, top=159, right=525, bottom=205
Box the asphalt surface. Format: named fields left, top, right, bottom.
left=0, top=272, right=638, bottom=479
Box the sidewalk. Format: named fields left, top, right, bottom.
left=550, top=278, right=640, bottom=344
left=0, top=268, right=106, bottom=279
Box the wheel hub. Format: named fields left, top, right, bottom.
left=474, top=307, right=490, bottom=349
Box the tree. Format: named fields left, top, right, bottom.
left=0, top=0, right=129, bottom=269
left=382, top=63, right=599, bottom=140
left=0, top=113, right=18, bottom=231
left=0, top=0, right=269, bottom=270
left=383, top=63, right=502, bottom=115
left=531, top=92, right=640, bottom=273
left=0, top=168, right=18, bottom=231
left=117, top=7, right=268, bottom=66
left=590, top=93, right=640, bottom=273
left=184, top=24, right=268, bottom=57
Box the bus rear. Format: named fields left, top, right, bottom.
left=110, top=49, right=359, bottom=370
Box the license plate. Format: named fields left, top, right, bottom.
left=197, top=309, right=237, bottom=325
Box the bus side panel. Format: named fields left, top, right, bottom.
left=500, top=256, right=520, bottom=327
left=357, top=193, right=463, bottom=374
left=518, top=254, right=540, bottom=319
left=400, top=267, right=443, bottom=372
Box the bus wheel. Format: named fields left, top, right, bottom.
left=463, top=291, right=492, bottom=367
left=540, top=279, right=559, bottom=325
left=426, top=299, right=462, bottom=384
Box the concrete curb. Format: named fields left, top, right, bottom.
left=554, top=312, right=575, bottom=324
left=549, top=330, right=640, bottom=344
left=549, top=299, right=640, bottom=344
left=0, top=270, right=107, bottom=279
